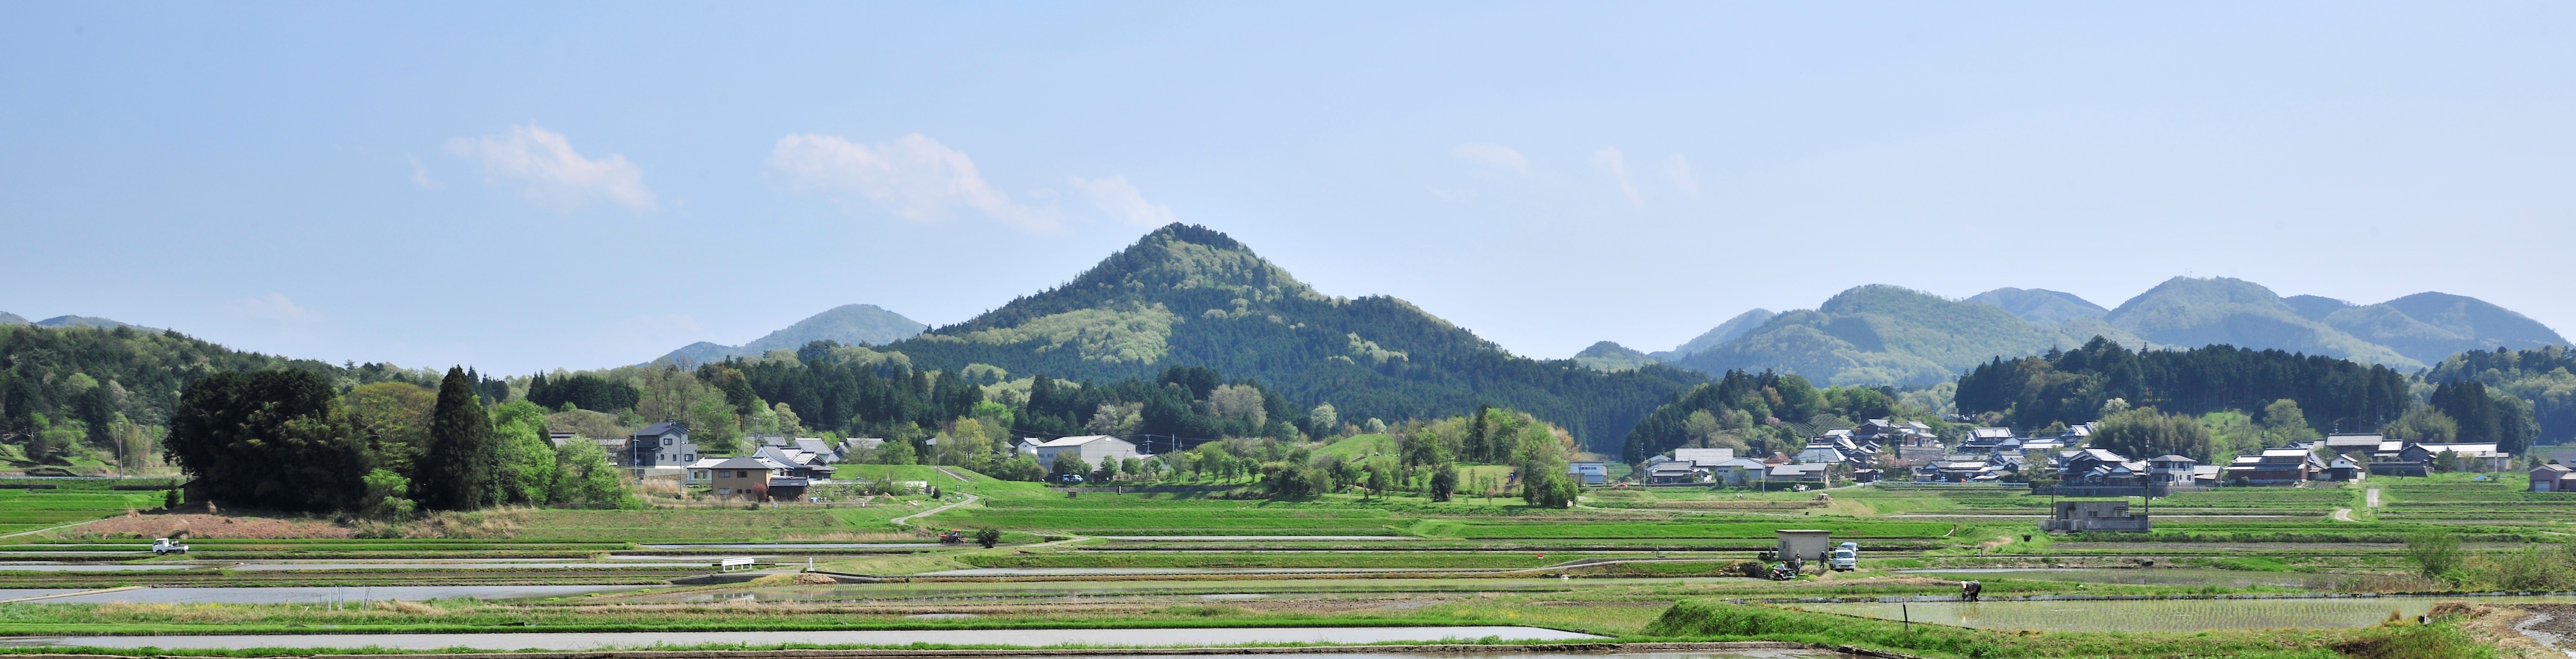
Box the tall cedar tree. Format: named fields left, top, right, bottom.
left=164, top=370, right=368, bottom=512
left=419, top=366, right=498, bottom=511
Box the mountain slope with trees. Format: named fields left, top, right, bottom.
left=875, top=224, right=1704, bottom=451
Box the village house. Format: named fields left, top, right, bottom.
left=627, top=421, right=700, bottom=473
left=2530, top=464, right=2576, bottom=492
left=706, top=455, right=805, bottom=501
left=1567, top=461, right=1608, bottom=485
left=1712, top=457, right=1772, bottom=487
left=2146, top=455, right=2200, bottom=485
left=2039, top=500, right=2151, bottom=532
left=752, top=445, right=837, bottom=481
left=2222, top=448, right=2320, bottom=485
left=1643, top=460, right=1700, bottom=484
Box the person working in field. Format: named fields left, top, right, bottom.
left=1961, top=580, right=1983, bottom=601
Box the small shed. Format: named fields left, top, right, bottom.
left=1776, top=529, right=1834, bottom=563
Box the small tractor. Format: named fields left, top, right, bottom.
left=938, top=530, right=966, bottom=544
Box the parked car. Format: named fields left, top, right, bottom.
left=1829, top=542, right=1858, bottom=571
left=1053, top=473, right=1086, bottom=484
left=152, top=538, right=188, bottom=555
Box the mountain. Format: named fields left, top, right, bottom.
left=30, top=316, right=158, bottom=332
left=2094, top=277, right=2557, bottom=369
left=1650, top=309, right=1775, bottom=361
left=1652, top=276, right=2562, bottom=387
left=658, top=304, right=927, bottom=365
left=878, top=224, right=1703, bottom=450
left=1669, top=285, right=2121, bottom=386
left=0, top=313, right=25, bottom=326
left=1572, top=341, right=1655, bottom=372
left=1965, top=288, right=2108, bottom=324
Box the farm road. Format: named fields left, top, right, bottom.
left=891, top=494, right=980, bottom=527
left=2331, top=508, right=2354, bottom=522
left=2366, top=488, right=2381, bottom=507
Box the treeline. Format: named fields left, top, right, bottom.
left=1162, top=406, right=1582, bottom=506
left=0, top=324, right=504, bottom=472
left=1955, top=338, right=2411, bottom=435
left=1620, top=370, right=1935, bottom=463
left=714, top=343, right=1332, bottom=481
left=165, top=368, right=627, bottom=515
left=2426, top=346, right=2576, bottom=445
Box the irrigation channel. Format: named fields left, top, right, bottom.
left=0, top=626, right=1606, bottom=651
left=1786, top=594, right=2576, bottom=633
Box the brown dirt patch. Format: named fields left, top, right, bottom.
left=2437, top=602, right=2559, bottom=659
left=67, top=514, right=352, bottom=539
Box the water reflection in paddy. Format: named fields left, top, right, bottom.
left=1896, top=568, right=2338, bottom=589
left=0, top=625, right=1603, bottom=650
left=1793, top=595, right=2576, bottom=633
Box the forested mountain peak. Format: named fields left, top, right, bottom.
left=1966, top=287, right=2108, bottom=324
left=1573, top=341, right=1655, bottom=372
left=877, top=223, right=1703, bottom=451
left=936, top=223, right=1324, bottom=336
left=2098, top=277, right=2564, bottom=368
left=0, top=313, right=25, bottom=326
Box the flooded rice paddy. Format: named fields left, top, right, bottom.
left=1895, top=568, right=2337, bottom=589
left=1791, top=595, right=2576, bottom=633
left=4, top=585, right=638, bottom=604
left=0, top=625, right=1603, bottom=650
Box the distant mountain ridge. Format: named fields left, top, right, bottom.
left=1634, top=277, right=2562, bottom=386
left=658, top=304, right=926, bottom=365
left=0, top=313, right=161, bottom=332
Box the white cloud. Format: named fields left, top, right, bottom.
left=1068, top=175, right=1176, bottom=227
left=407, top=155, right=443, bottom=190
left=1452, top=142, right=1530, bottom=173
left=1595, top=148, right=1642, bottom=206
left=445, top=125, right=657, bottom=213
left=232, top=293, right=324, bottom=327
left=765, top=132, right=1050, bottom=230
left=1665, top=153, right=1698, bottom=197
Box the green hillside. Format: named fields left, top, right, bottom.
left=1669, top=285, right=2124, bottom=386
left=2105, top=277, right=2422, bottom=369
left=878, top=224, right=1703, bottom=451
left=1653, top=277, right=2561, bottom=386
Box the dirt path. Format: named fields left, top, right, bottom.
left=891, top=494, right=980, bottom=527
left=2332, top=508, right=2354, bottom=521
left=2366, top=487, right=2382, bottom=507
left=931, top=466, right=971, bottom=483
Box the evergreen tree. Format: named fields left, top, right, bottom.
left=164, top=370, right=368, bottom=512
left=418, top=366, right=498, bottom=511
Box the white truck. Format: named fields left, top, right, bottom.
left=151, top=538, right=188, bottom=555
left=1828, top=541, right=1858, bottom=571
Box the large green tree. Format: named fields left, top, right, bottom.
left=164, top=370, right=368, bottom=512
left=417, top=366, right=498, bottom=511
left=2089, top=407, right=2216, bottom=462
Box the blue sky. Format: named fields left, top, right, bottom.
left=5, top=3, right=2573, bottom=375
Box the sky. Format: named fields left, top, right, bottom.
left=4, top=3, right=2574, bottom=375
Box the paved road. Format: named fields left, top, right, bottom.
left=890, top=494, right=979, bottom=527
left=2332, top=508, right=2354, bottom=522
